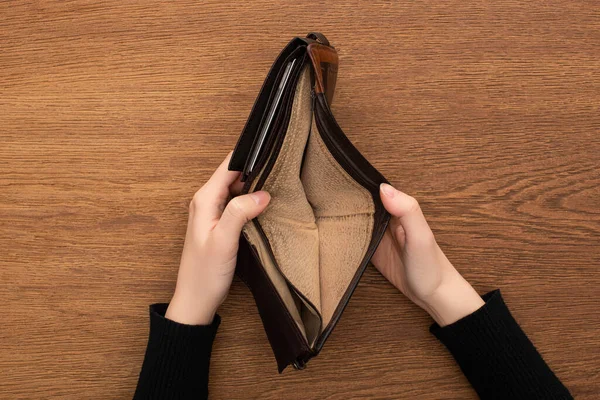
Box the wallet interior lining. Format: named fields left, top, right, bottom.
left=243, top=222, right=309, bottom=342
left=244, top=66, right=374, bottom=346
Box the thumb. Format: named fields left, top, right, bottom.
left=380, top=183, right=434, bottom=245
left=215, top=191, right=271, bottom=238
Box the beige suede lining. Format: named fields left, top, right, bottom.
left=242, top=223, right=308, bottom=342
left=243, top=66, right=374, bottom=347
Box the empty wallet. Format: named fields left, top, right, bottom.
left=229, top=32, right=391, bottom=372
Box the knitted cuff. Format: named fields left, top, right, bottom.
left=133, top=303, right=220, bottom=400
left=430, top=290, right=572, bottom=400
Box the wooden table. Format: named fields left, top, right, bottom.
left=1, top=1, right=598, bottom=398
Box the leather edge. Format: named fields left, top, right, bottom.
left=236, top=234, right=312, bottom=373
left=314, top=199, right=390, bottom=353
left=306, top=32, right=330, bottom=46
left=307, top=43, right=338, bottom=106
left=229, top=38, right=305, bottom=172
left=310, top=92, right=392, bottom=352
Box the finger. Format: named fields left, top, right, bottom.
left=205, top=151, right=241, bottom=191
left=380, top=183, right=434, bottom=245
left=229, top=176, right=245, bottom=196
left=197, top=152, right=241, bottom=222
left=215, top=191, right=271, bottom=238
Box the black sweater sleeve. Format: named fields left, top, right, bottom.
left=430, top=290, right=572, bottom=400
left=133, top=304, right=219, bottom=400
left=134, top=291, right=572, bottom=399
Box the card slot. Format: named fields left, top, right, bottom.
left=242, top=51, right=308, bottom=182
left=230, top=38, right=305, bottom=172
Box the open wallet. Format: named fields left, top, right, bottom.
left=228, top=32, right=391, bottom=372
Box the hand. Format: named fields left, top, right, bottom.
left=165, top=153, right=270, bottom=325
left=372, top=183, right=484, bottom=327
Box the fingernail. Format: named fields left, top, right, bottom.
left=250, top=191, right=269, bottom=205
left=380, top=183, right=396, bottom=198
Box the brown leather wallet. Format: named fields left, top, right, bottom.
left=229, top=32, right=390, bottom=372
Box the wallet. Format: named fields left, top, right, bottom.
left=229, top=32, right=391, bottom=372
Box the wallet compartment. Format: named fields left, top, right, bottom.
left=231, top=34, right=390, bottom=371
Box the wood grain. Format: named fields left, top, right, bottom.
left=1, top=1, right=598, bottom=399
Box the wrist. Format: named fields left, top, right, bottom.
left=165, top=291, right=218, bottom=326
left=423, top=271, right=484, bottom=327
